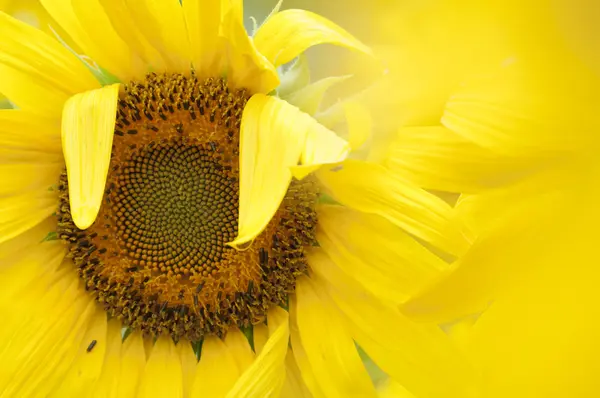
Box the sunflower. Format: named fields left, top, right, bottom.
left=0, top=0, right=478, bottom=396
left=363, top=1, right=600, bottom=397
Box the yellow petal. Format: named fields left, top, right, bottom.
left=384, top=126, right=535, bottom=194
left=178, top=342, right=198, bottom=398
left=316, top=205, right=447, bottom=305
left=308, top=250, right=477, bottom=398
left=220, top=8, right=279, bottom=94
left=0, top=273, right=96, bottom=397
left=285, top=75, right=352, bottom=116
left=344, top=101, right=371, bottom=151
left=98, top=0, right=167, bottom=71
left=254, top=9, right=372, bottom=67
left=231, top=93, right=349, bottom=247
left=40, top=0, right=142, bottom=81
left=226, top=307, right=289, bottom=398
left=50, top=305, right=108, bottom=397
left=182, top=0, right=222, bottom=76
left=224, top=328, right=255, bottom=373
left=0, top=11, right=99, bottom=116
left=291, top=276, right=377, bottom=398
left=277, top=54, right=310, bottom=98
left=192, top=336, right=240, bottom=396
left=253, top=323, right=269, bottom=355
left=288, top=323, right=326, bottom=398
left=0, top=217, right=57, bottom=263
left=377, top=379, right=416, bottom=398
left=90, top=318, right=123, bottom=398
left=316, top=159, right=469, bottom=256
left=0, top=190, right=57, bottom=244
left=61, top=83, right=120, bottom=230
left=281, top=347, right=313, bottom=398
left=0, top=110, right=61, bottom=153
left=137, top=336, right=184, bottom=398
left=117, top=331, right=146, bottom=397
left=123, top=0, right=191, bottom=73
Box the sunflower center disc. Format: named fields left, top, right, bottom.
left=57, top=73, right=318, bottom=340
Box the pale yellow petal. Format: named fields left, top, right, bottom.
left=0, top=11, right=99, bottom=116
left=182, top=0, right=221, bottom=75
left=220, top=8, right=279, bottom=94
left=280, top=348, right=312, bottom=398
left=62, top=84, right=120, bottom=230
left=316, top=205, right=447, bottom=305
left=0, top=190, right=57, bottom=244
left=291, top=276, right=377, bottom=398
left=316, top=159, right=469, bottom=256
left=344, top=101, right=371, bottom=150
left=137, top=336, right=184, bottom=398
left=384, top=126, right=534, bottom=194
left=308, top=249, right=477, bottom=398
left=123, top=0, right=191, bottom=73
left=118, top=332, right=146, bottom=397
left=224, top=328, right=255, bottom=373
left=40, top=0, right=143, bottom=81
left=285, top=75, right=351, bottom=116
left=0, top=272, right=96, bottom=397
left=277, top=54, right=310, bottom=99
left=254, top=9, right=372, bottom=67
left=90, top=318, right=123, bottom=398
left=231, top=93, right=349, bottom=247
left=50, top=305, right=108, bottom=397
left=191, top=336, right=240, bottom=396
left=226, top=307, right=289, bottom=397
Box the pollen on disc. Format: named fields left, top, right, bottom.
left=56, top=73, right=319, bottom=341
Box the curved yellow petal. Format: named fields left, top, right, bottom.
left=123, top=0, right=191, bottom=73
left=182, top=0, right=221, bottom=76
left=90, top=318, right=124, bottom=398
left=191, top=336, right=240, bottom=396
left=224, top=328, right=255, bottom=373
left=377, top=379, right=416, bottom=398
left=281, top=347, right=313, bottom=398
left=344, top=101, right=371, bottom=151
left=253, top=323, right=269, bottom=355
left=178, top=342, right=198, bottom=398
left=50, top=305, right=108, bottom=397
left=316, top=159, right=469, bottom=256
left=307, top=249, right=477, bottom=398
left=254, top=9, right=372, bottom=67
left=316, top=205, right=447, bottom=305
left=277, top=54, right=310, bottom=99
left=117, top=331, right=146, bottom=397
left=226, top=307, right=289, bottom=398
left=291, top=276, right=377, bottom=398
left=231, top=94, right=349, bottom=247
left=0, top=217, right=57, bottom=263
left=137, top=336, right=184, bottom=398
left=220, top=8, right=279, bottom=94
left=288, top=323, right=326, bottom=398
left=61, top=83, right=120, bottom=230
left=0, top=11, right=99, bottom=116
left=40, top=0, right=142, bottom=81
left=285, top=75, right=352, bottom=116
left=0, top=190, right=57, bottom=244
left=0, top=110, right=61, bottom=153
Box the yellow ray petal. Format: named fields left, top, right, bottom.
left=90, top=318, right=123, bottom=398
left=291, top=276, right=377, bottom=398
left=316, top=159, right=469, bottom=256
left=316, top=205, right=447, bottom=305
left=0, top=110, right=61, bottom=153
left=285, top=75, right=352, bottom=116
left=61, top=83, right=120, bottom=230
left=0, top=274, right=96, bottom=397
left=0, top=190, right=57, bottom=244
left=288, top=321, right=326, bottom=398
left=0, top=11, right=99, bottom=116
left=344, top=101, right=371, bottom=151
left=123, top=0, right=191, bottom=73
left=254, top=9, right=372, bottom=67
left=220, top=8, right=279, bottom=94
left=0, top=217, right=57, bottom=263
left=253, top=323, right=269, bottom=355
left=40, top=0, right=142, bottom=81
left=50, top=305, right=108, bottom=397
left=226, top=307, right=289, bottom=397
left=377, top=378, right=416, bottom=398
left=137, top=336, right=184, bottom=398
left=277, top=54, right=310, bottom=99
left=224, top=328, right=255, bottom=373
left=0, top=162, right=63, bottom=197
left=182, top=0, right=221, bottom=76
left=232, top=94, right=349, bottom=247
left=308, top=249, right=477, bottom=398
left=117, top=331, right=146, bottom=397
left=98, top=0, right=167, bottom=71
left=178, top=342, right=198, bottom=398
left=281, top=347, right=313, bottom=398
left=191, top=336, right=240, bottom=396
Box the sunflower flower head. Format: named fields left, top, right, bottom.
left=0, top=1, right=479, bottom=397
